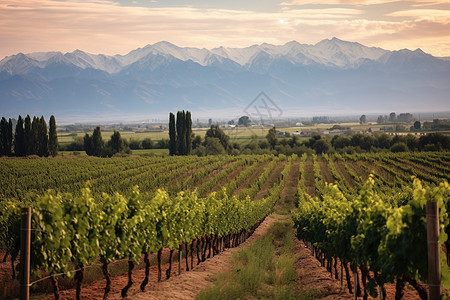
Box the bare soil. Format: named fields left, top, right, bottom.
left=293, top=240, right=421, bottom=300
left=334, top=161, right=355, bottom=189
left=304, top=159, right=315, bottom=196
left=318, top=157, right=334, bottom=184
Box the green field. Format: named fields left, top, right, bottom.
left=57, top=123, right=395, bottom=147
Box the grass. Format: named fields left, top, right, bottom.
left=131, top=149, right=169, bottom=156
left=196, top=219, right=321, bottom=300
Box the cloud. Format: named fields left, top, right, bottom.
left=0, top=0, right=449, bottom=58
left=282, top=0, right=449, bottom=5
left=388, top=8, right=450, bottom=21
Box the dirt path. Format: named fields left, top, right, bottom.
left=318, top=156, right=334, bottom=184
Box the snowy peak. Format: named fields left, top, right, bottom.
left=0, top=38, right=444, bottom=77
left=1, top=38, right=449, bottom=121
left=310, top=37, right=387, bottom=67
left=374, top=48, right=446, bottom=72
left=0, top=53, right=40, bottom=75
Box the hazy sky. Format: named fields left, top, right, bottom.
left=1, top=0, right=449, bottom=59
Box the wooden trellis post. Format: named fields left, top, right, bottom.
left=426, top=201, right=440, bottom=300
left=20, top=207, right=31, bottom=300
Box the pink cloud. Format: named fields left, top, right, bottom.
left=0, top=0, right=449, bottom=58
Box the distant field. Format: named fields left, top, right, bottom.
left=57, top=122, right=438, bottom=149
left=58, top=149, right=169, bottom=156
left=131, top=149, right=169, bottom=156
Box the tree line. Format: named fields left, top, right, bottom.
left=83, top=127, right=131, bottom=157
left=0, top=115, right=57, bottom=157
left=189, top=127, right=450, bottom=156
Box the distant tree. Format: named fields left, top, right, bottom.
left=414, top=121, right=421, bottom=130
left=31, top=117, right=40, bottom=155
left=84, top=134, right=94, bottom=156
left=376, top=115, right=384, bottom=124
left=419, top=133, right=450, bottom=151
left=48, top=115, right=58, bottom=157
left=141, top=138, right=153, bottom=149
left=92, top=126, right=104, bottom=156
left=0, top=119, right=3, bottom=156
left=185, top=111, right=192, bottom=154
left=0, top=117, right=9, bottom=156
left=6, top=119, right=13, bottom=156
left=266, top=127, right=278, bottom=150
left=205, top=125, right=229, bottom=151
left=14, top=116, right=26, bottom=156
left=376, top=133, right=392, bottom=149
left=397, top=113, right=413, bottom=123
left=64, top=137, right=84, bottom=151
left=156, top=138, right=169, bottom=149
left=259, top=140, right=270, bottom=149
left=208, top=118, right=212, bottom=127
left=192, top=135, right=202, bottom=150
left=359, top=115, right=367, bottom=125
left=390, top=142, right=408, bottom=153
left=128, top=138, right=142, bottom=150
left=404, top=134, right=419, bottom=151
left=238, top=116, right=250, bottom=126
left=24, top=115, right=33, bottom=155
left=38, top=116, right=49, bottom=157
left=204, top=137, right=225, bottom=155
left=331, top=135, right=351, bottom=149
left=288, top=135, right=299, bottom=148
left=169, top=112, right=176, bottom=155
left=389, top=112, right=397, bottom=123
left=176, top=111, right=186, bottom=155
left=108, top=131, right=126, bottom=154
left=313, top=139, right=332, bottom=154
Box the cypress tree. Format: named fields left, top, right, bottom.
left=6, top=119, right=13, bottom=156
left=14, top=115, right=26, bottom=156
left=32, top=116, right=40, bottom=155
left=180, top=111, right=188, bottom=155
left=24, top=115, right=33, bottom=155
left=92, top=126, right=104, bottom=157
left=38, top=116, right=48, bottom=157
left=84, top=133, right=94, bottom=156
left=169, top=113, right=176, bottom=156
left=176, top=111, right=184, bottom=155
left=48, top=115, right=58, bottom=157
left=109, top=130, right=124, bottom=154
left=185, top=111, right=192, bottom=154
left=0, top=117, right=6, bottom=156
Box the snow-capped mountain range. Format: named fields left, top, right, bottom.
left=1, top=38, right=449, bottom=121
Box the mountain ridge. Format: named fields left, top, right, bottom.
left=1, top=38, right=449, bottom=121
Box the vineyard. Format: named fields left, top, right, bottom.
left=0, top=151, right=449, bottom=299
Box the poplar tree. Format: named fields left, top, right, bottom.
left=24, top=115, right=33, bottom=155
left=92, top=126, right=104, bottom=157
left=185, top=111, right=192, bottom=154
left=84, top=133, right=94, bottom=156
left=38, top=116, right=48, bottom=157
left=32, top=116, right=40, bottom=155
left=6, top=119, right=13, bottom=156
left=0, top=117, right=6, bottom=156
left=109, top=130, right=124, bottom=154
left=169, top=113, right=176, bottom=156
left=176, top=111, right=186, bottom=155
left=14, top=115, right=26, bottom=156
left=169, top=110, right=192, bottom=156
left=48, top=115, right=58, bottom=157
